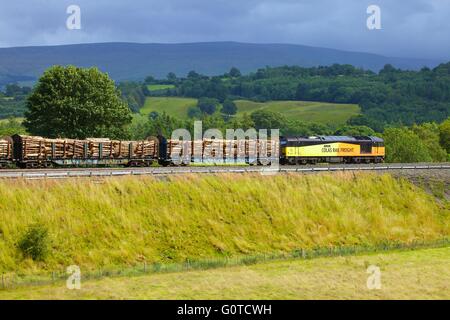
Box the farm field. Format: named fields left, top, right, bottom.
left=140, top=97, right=197, bottom=119
left=140, top=97, right=360, bottom=124
left=234, top=100, right=360, bottom=124
left=146, top=84, right=175, bottom=91
left=1, top=247, right=448, bottom=299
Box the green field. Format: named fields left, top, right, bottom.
left=146, top=84, right=175, bottom=91
left=141, top=97, right=359, bottom=124
left=140, top=97, right=197, bottom=119
left=1, top=247, right=448, bottom=299
left=235, top=100, right=360, bottom=124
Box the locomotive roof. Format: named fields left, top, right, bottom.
left=282, top=136, right=383, bottom=142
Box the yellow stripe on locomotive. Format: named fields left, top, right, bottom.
left=286, top=142, right=385, bottom=157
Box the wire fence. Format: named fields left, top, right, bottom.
left=1, top=237, right=449, bottom=291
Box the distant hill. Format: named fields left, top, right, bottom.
left=0, top=41, right=443, bottom=85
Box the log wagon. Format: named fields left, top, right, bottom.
left=0, top=136, right=13, bottom=168
left=12, top=134, right=159, bottom=168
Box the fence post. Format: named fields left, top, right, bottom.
left=1, top=274, right=4, bottom=289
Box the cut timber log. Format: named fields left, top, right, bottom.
left=0, top=136, right=12, bottom=159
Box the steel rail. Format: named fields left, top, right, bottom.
left=0, top=163, right=448, bottom=180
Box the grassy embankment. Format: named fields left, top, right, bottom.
left=1, top=247, right=448, bottom=299
left=0, top=172, right=448, bottom=277
left=140, top=97, right=359, bottom=124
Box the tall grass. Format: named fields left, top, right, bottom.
left=0, top=172, right=448, bottom=274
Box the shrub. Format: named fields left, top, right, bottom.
left=18, top=223, right=50, bottom=261
left=383, top=127, right=432, bottom=163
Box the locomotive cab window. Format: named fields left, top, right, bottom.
left=360, top=143, right=372, bottom=154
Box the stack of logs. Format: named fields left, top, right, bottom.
left=17, top=135, right=157, bottom=159
left=0, top=137, right=12, bottom=159
left=167, top=139, right=278, bottom=160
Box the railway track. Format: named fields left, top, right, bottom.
left=0, top=163, right=449, bottom=179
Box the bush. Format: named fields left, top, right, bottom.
left=197, top=97, right=219, bottom=115
left=222, top=99, right=237, bottom=116
left=18, top=224, right=50, bottom=261
left=383, top=127, right=432, bottom=163
left=187, top=106, right=201, bottom=119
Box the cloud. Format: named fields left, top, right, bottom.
left=0, top=0, right=448, bottom=59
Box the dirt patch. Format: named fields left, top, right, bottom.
left=388, top=169, right=450, bottom=200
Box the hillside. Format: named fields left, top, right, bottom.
left=234, top=100, right=359, bottom=124
left=140, top=97, right=359, bottom=123
left=0, top=42, right=443, bottom=86
left=140, top=97, right=197, bottom=119
left=0, top=172, right=447, bottom=276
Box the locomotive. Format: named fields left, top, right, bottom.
left=0, top=134, right=384, bottom=169
left=280, top=135, right=385, bottom=164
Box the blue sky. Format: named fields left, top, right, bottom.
left=0, top=0, right=448, bottom=59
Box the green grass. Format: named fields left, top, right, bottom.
left=0, top=117, right=23, bottom=124
left=0, top=172, right=447, bottom=277
left=140, top=97, right=359, bottom=124
left=140, top=97, right=197, bottom=119
left=1, top=247, right=448, bottom=299
left=146, top=84, right=175, bottom=91
left=235, top=100, right=360, bottom=124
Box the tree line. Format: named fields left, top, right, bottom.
left=0, top=65, right=448, bottom=163
left=146, top=63, right=450, bottom=132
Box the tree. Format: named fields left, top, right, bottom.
left=187, top=106, right=201, bottom=119
left=439, top=118, right=450, bottom=153
left=187, top=71, right=200, bottom=80
left=0, top=117, right=27, bottom=136
left=147, top=112, right=184, bottom=137
left=197, top=97, right=219, bottom=115
left=250, top=110, right=286, bottom=130
left=383, top=127, right=432, bottom=163
left=118, top=81, right=146, bottom=113
left=144, top=75, right=155, bottom=84
left=24, top=66, right=132, bottom=139
left=238, top=113, right=255, bottom=130
left=5, top=83, right=22, bottom=97
left=228, top=67, right=241, bottom=78
left=411, top=122, right=447, bottom=162
left=167, top=72, right=177, bottom=83
left=149, top=111, right=159, bottom=120
left=222, top=99, right=237, bottom=116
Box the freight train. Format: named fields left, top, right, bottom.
left=0, top=134, right=385, bottom=169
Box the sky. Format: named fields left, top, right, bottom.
left=0, top=0, right=448, bottom=60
